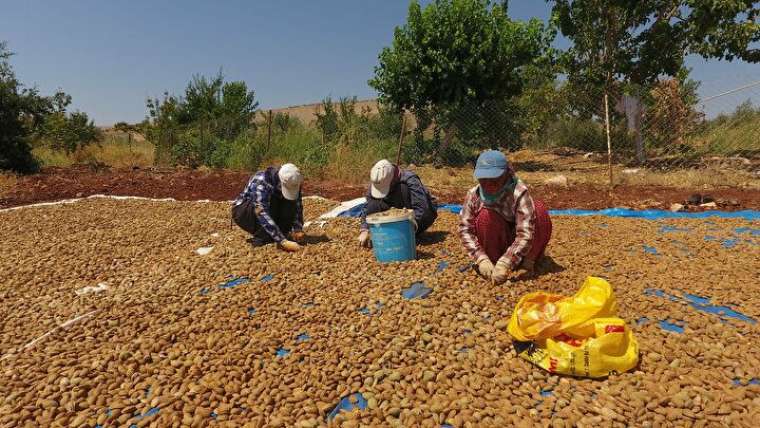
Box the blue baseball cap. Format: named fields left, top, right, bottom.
left=474, top=150, right=508, bottom=179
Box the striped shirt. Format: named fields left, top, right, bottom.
left=234, top=167, right=303, bottom=243
left=458, top=179, right=536, bottom=270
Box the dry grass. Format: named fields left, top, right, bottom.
left=0, top=172, right=18, bottom=198
left=413, top=149, right=759, bottom=190
left=25, top=135, right=756, bottom=190
left=32, top=136, right=154, bottom=169
left=320, top=142, right=396, bottom=184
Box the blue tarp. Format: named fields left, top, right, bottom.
left=401, top=282, right=433, bottom=300
left=547, top=208, right=760, bottom=221
left=437, top=204, right=462, bottom=214
left=219, top=276, right=250, bottom=289
left=334, top=202, right=760, bottom=221
left=645, top=288, right=756, bottom=324
left=327, top=393, right=367, bottom=421
left=337, top=204, right=366, bottom=218
left=659, top=320, right=685, bottom=334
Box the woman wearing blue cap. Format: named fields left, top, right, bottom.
left=458, top=150, right=552, bottom=284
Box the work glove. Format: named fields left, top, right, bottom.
left=358, top=230, right=372, bottom=248
left=290, top=231, right=306, bottom=244
left=477, top=258, right=494, bottom=279
left=491, top=260, right=511, bottom=285
left=278, top=239, right=302, bottom=252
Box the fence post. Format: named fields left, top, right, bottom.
left=266, top=110, right=273, bottom=153
left=632, top=97, right=645, bottom=165
left=604, top=92, right=613, bottom=187
left=396, top=112, right=407, bottom=165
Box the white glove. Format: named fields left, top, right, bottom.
left=477, top=258, right=494, bottom=279
left=491, top=260, right=511, bottom=284
left=278, top=240, right=302, bottom=252
left=358, top=230, right=372, bottom=248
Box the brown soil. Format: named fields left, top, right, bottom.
left=2, top=166, right=759, bottom=210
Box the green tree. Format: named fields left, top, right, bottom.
left=315, top=97, right=339, bottom=140
left=369, top=0, right=555, bottom=153
left=39, top=110, right=101, bottom=154
left=272, top=112, right=303, bottom=134
left=145, top=92, right=182, bottom=165
left=551, top=0, right=759, bottom=90
left=368, top=104, right=404, bottom=140
left=0, top=42, right=52, bottom=173
left=144, top=72, right=257, bottom=167
left=218, top=80, right=258, bottom=139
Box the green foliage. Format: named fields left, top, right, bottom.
left=0, top=42, right=66, bottom=173
left=315, top=97, right=340, bottom=139
left=542, top=114, right=634, bottom=153
left=368, top=104, right=404, bottom=139
left=516, top=64, right=568, bottom=148
left=272, top=112, right=302, bottom=133
left=551, top=0, right=759, bottom=90
left=38, top=110, right=102, bottom=154
left=695, top=99, right=760, bottom=157
left=370, top=0, right=555, bottom=155
left=1, top=41, right=103, bottom=172
left=371, top=0, right=554, bottom=110
left=1, top=42, right=38, bottom=172
left=315, top=96, right=402, bottom=146
left=684, top=1, right=759, bottom=63
left=144, top=71, right=258, bottom=167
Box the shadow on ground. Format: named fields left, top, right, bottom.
left=305, top=235, right=332, bottom=245
left=415, top=250, right=437, bottom=260
left=513, top=255, right=566, bottom=281
left=417, top=231, right=450, bottom=246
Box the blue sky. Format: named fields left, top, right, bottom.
left=2, top=1, right=757, bottom=125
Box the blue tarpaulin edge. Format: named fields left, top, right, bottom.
left=336, top=202, right=760, bottom=221
left=547, top=208, right=760, bottom=221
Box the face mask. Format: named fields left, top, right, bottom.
left=479, top=175, right=517, bottom=204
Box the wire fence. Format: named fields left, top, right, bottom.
left=147, top=81, right=759, bottom=187
left=404, top=79, right=760, bottom=185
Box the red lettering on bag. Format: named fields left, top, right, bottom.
left=548, top=357, right=558, bottom=373
left=605, top=325, right=625, bottom=334
left=556, top=333, right=583, bottom=347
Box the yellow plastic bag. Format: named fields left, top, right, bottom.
left=507, top=277, right=639, bottom=378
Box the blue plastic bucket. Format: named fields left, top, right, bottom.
left=367, top=210, right=416, bottom=263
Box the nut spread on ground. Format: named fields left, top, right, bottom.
left=0, top=198, right=757, bottom=427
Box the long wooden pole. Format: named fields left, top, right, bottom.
left=266, top=110, right=273, bottom=153
left=604, top=92, right=613, bottom=187
left=395, top=113, right=407, bottom=165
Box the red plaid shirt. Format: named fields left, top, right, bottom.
left=458, top=180, right=536, bottom=270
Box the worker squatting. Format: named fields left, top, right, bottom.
left=231, top=150, right=551, bottom=285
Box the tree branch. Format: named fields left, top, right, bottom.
left=654, top=2, right=681, bottom=27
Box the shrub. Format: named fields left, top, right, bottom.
left=39, top=111, right=102, bottom=154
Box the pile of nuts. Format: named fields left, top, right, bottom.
left=0, top=198, right=758, bottom=427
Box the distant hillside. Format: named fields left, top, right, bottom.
left=265, top=99, right=380, bottom=125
